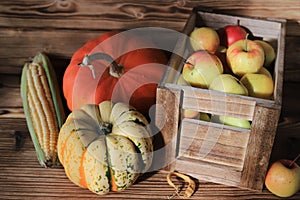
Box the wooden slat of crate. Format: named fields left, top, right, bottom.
left=181, top=86, right=257, bottom=120
left=179, top=119, right=250, bottom=169
left=272, top=20, right=286, bottom=106
left=175, top=157, right=243, bottom=187
left=155, top=87, right=181, bottom=170
left=240, top=105, right=281, bottom=190
left=195, top=12, right=283, bottom=38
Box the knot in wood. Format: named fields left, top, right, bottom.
left=44, top=0, right=77, bottom=13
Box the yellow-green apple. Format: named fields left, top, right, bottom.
left=212, top=115, right=251, bottom=129
left=257, top=67, right=272, bottom=79
left=190, top=27, right=220, bottom=54
left=219, top=25, right=247, bottom=47
left=254, top=40, right=276, bottom=67
left=240, top=73, right=274, bottom=99
left=265, top=159, right=300, bottom=198
left=199, top=112, right=210, bottom=122
left=209, top=74, right=248, bottom=95
left=181, top=109, right=200, bottom=119
left=177, top=74, right=189, bottom=85
left=182, top=51, right=223, bottom=88
left=226, top=39, right=265, bottom=77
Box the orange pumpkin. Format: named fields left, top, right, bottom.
left=63, top=31, right=168, bottom=116
left=57, top=101, right=153, bottom=195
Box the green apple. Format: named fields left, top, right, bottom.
left=212, top=115, right=251, bottom=129
left=257, top=67, right=272, bottom=79
left=190, top=27, right=220, bottom=54
left=209, top=74, right=248, bottom=96
left=254, top=40, right=276, bottom=67
left=182, top=51, right=223, bottom=88
left=181, top=109, right=200, bottom=119
left=226, top=39, right=265, bottom=77
left=240, top=73, right=274, bottom=99
left=177, top=74, right=189, bottom=85
left=265, top=159, right=300, bottom=198
left=199, top=112, right=210, bottom=122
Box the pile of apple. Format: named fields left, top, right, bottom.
left=179, top=25, right=300, bottom=198
left=179, top=25, right=277, bottom=129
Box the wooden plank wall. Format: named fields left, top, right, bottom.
left=0, top=1, right=299, bottom=73
left=0, top=0, right=299, bottom=161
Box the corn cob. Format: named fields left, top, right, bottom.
left=21, top=53, right=65, bottom=167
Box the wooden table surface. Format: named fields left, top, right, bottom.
left=1, top=0, right=300, bottom=199
left=0, top=128, right=300, bottom=200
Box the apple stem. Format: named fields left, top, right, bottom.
left=184, top=60, right=194, bottom=67
left=289, top=153, right=300, bottom=168
left=244, top=33, right=249, bottom=52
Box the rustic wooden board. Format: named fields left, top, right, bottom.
left=241, top=106, right=281, bottom=190
left=1, top=130, right=299, bottom=199
left=155, top=87, right=181, bottom=171
left=179, top=119, right=250, bottom=169
left=181, top=86, right=257, bottom=120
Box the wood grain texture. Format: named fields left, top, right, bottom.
left=179, top=119, right=250, bottom=169
left=175, top=157, right=243, bottom=188
left=181, top=87, right=257, bottom=120
left=1, top=130, right=299, bottom=199
left=0, top=0, right=299, bottom=30
left=241, top=106, right=280, bottom=190
left=155, top=88, right=181, bottom=171
left=0, top=0, right=299, bottom=81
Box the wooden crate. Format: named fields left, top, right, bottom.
left=155, top=10, right=286, bottom=191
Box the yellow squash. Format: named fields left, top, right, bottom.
left=57, top=101, right=153, bottom=195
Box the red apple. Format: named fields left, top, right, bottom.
left=265, top=159, right=300, bottom=198
left=219, top=25, right=247, bottom=47
left=226, top=39, right=265, bottom=77
left=182, top=51, right=223, bottom=88
left=190, top=27, right=220, bottom=54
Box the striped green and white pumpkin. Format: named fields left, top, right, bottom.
left=57, top=101, right=153, bottom=195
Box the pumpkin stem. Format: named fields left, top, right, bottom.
left=99, top=122, right=113, bottom=135
left=78, top=53, right=123, bottom=79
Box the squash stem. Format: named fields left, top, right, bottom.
left=99, top=121, right=113, bottom=135
left=78, top=53, right=123, bottom=79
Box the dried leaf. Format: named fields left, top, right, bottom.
left=166, top=172, right=196, bottom=199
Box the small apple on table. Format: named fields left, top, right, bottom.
left=265, top=154, right=300, bottom=198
